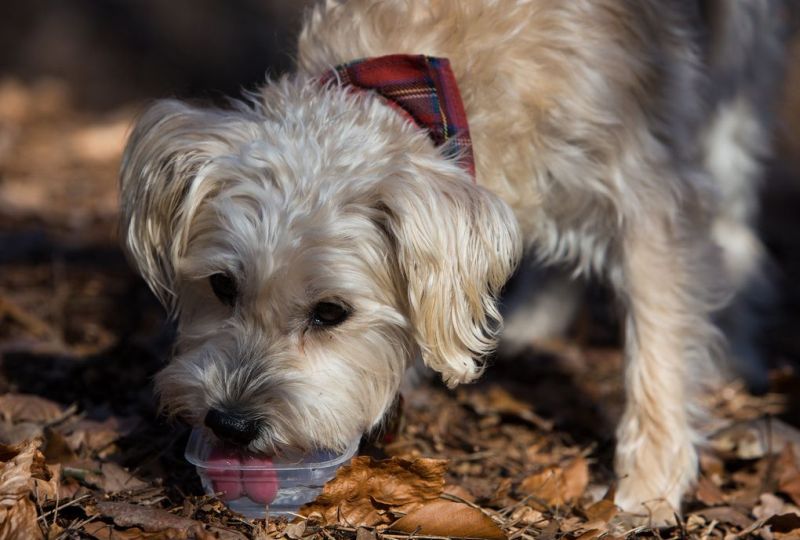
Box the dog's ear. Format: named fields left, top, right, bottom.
left=376, top=160, right=521, bottom=387
left=119, top=100, right=239, bottom=313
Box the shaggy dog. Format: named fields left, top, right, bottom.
left=119, top=0, right=786, bottom=525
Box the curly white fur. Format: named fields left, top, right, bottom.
left=119, top=0, right=786, bottom=526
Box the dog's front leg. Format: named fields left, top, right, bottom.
left=612, top=211, right=721, bottom=526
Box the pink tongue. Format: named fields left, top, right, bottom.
left=206, top=449, right=279, bottom=504
left=207, top=448, right=243, bottom=500
left=241, top=455, right=279, bottom=504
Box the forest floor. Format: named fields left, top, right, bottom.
left=0, top=67, right=799, bottom=540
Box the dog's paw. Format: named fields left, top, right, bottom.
left=614, top=481, right=681, bottom=528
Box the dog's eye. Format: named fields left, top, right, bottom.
left=209, top=273, right=238, bottom=306
left=310, top=301, right=350, bottom=327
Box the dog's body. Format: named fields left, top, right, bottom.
left=120, top=0, right=786, bottom=525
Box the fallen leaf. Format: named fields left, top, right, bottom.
left=584, top=499, right=618, bottom=522
left=299, top=456, right=448, bottom=526
left=42, top=428, right=77, bottom=465
left=63, top=416, right=138, bottom=454
left=0, top=421, right=43, bottom=445
left=0, top=440, right=46, bottom=540
left=461, top=385, right=553, bottom=431
left=695, top=475, right=725, bottom=506
left=765, top=513, right=800, bottom=535
left=755, top=493, right=800, bottom=521
left=80, top=462, right=147, bottom=493
left=390, top=499, right=506, bottom=539
left=82, top=521, right=163, bottom=540
left=779, top=445, right=800, bottom=506
left=693, top=506, right=752, bottom=529
left=519, top=457, right=589, bottom=507
left=355, top=527, right=377, bottom=540
left=0, top=394, right=64, bottom=424
left=444, top=484, right=476, bottom=503
left=712, top=418, right=800, bottom=461
left=509, top=505, right=547, bottom=527
left=283, top=521, right=307, bottom=540
left=96, top=501, right=199, bottom=532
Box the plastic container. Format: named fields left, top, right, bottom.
left=185, top=428, right=360, bottom=517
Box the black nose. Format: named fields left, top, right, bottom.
left=204, top=409, right=260, bottom=446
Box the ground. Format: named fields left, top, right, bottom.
left=0, top=13, right=800, bottom=540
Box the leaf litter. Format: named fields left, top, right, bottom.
left=1, top=28, right=800, bottom=540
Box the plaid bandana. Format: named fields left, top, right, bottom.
left=326, top=54, right=475, bottom=178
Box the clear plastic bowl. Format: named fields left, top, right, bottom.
left=185, top=428, right=360, bottom=517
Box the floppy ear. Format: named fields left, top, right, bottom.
left=119, top=100, right=239, bottom=312
left=377, top=161, right=522, bottom=387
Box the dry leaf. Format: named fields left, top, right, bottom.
left=0, top=421, right=44, bottom=445
left=520, top=457, right=589, bottom=507
left=282, top=521, right=307, bottom=540
left=712, top=418, right=800, bottom=460
left=96, top=501, right=199, bottom=532
left=694, top=506, right=753, bottom=529
left=79, top=462, right=147, bottom=493
left=509, top=505, right=547, bottom=527
left=779, top=445, right=800, bottom=506
left=461, top=385, right=553, bottom=431
left=758, top=492, right=800, bottom=520
left=82, top=521, right=164, bottom=540
left=695, top=475, right=725, bottom=506
left=765, top=513, right=800, bottom=535
left=355, top=527, right=377, bottom=540
left=444, top=484, right=476, bottom=503
left=390, top=499, right=506, bottom=539
left=0, top=394, right=63, bottom=424
left=299, top=456, right=447, bottom=526
left=0, top=440, right=46, bottom=540
left=584, top=499, right=618, bottom=522
left=63, top=416, right=138, bottom=454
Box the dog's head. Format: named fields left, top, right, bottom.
left=120, top=76, right=520, bottom=455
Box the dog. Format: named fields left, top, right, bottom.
left=119, top=0, right=786, bottom=525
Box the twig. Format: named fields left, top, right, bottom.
left=0, top=294, right=60, bottom=340
left=37, top=494, right=92, bottom=522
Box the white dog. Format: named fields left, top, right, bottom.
left=120, top=0, right=786, bottom=525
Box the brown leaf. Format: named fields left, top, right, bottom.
left=695, top=475, right=725, bottom=506
left=693, top=506, right=753, bottom=529
left=299, top=456, right=448, bottom=526
left=584, top=499, right=618, bottom=522
left=63, top=416, right=138, bottom=454
left=711, top=418, right=800, bottom=461
left=461, top=385, right=553, bottom=431
left=519, top=457, right=589, bottom=507
left=509, top=506, right=547, bottom=527
left=0, top=394, right=64, bottom=424
left=444, top=484, right=476, bottom=503
left=0, top=421, right=44, bottom=445
left=96, top=501, right=199, bottom=532
left=754, top=493, right=800, bottom=521
left=85, top=462, right=147, bottom=493
left=82, top=521, right=163, bottom=540
left=355, top=527, right=377, bottom=540
left=779, top=445, right=800, bottom=506
left=0, top=439, right=45, bottom=540
left=390, top=499, right=506, bottom=539
left=42, top=428, right=77, bottom=465
left=766, top=513, right=800, bottom=534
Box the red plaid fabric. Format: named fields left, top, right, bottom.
left=326, top=54, right=475, bottom=178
